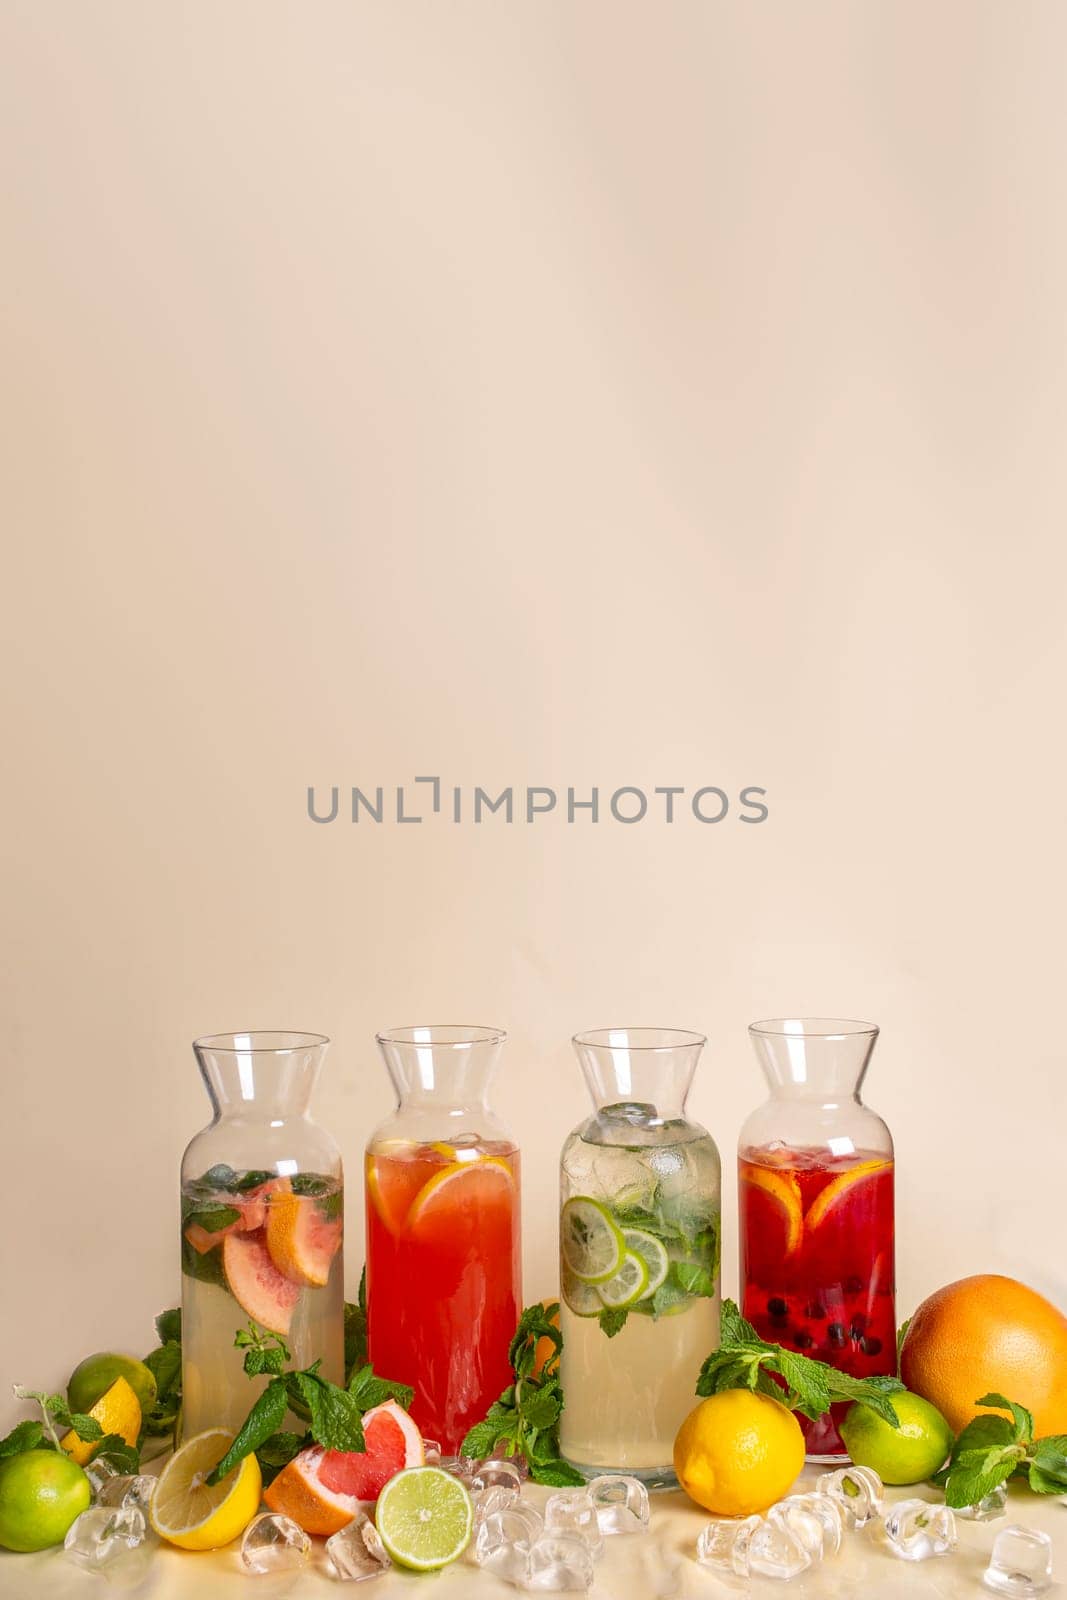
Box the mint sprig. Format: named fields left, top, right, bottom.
left=3, top=1386, right=142, bottom=1474
left=595, top=1189, right=721, bottom=1339
left=696, top=1299, right=905, bottom=1427
left=940, top=1393, right=1067, bottom=1508
left=460, top=1301, right=584, bottom=1487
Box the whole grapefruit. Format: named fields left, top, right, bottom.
left=900, top=1274, right=1067, bottom=1435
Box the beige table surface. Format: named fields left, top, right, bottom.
left=4, top=1470, right=1065, bottom=1600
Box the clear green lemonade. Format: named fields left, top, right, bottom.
left=181, top=1166, right=344, bottom=1436
left=558, top=1110, right=721, bottom=1485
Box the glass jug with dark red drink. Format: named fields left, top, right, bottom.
left=738, top=1018, right=895, bottom=1461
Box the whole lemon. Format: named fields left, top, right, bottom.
left=839, top=1391, right=954, bottom=1484
left=900, top=1275, right=1067, bottom=1436
left=673, top=1390, right=805, bottom=1516
left=0, top=1450, right=91, bottom=1551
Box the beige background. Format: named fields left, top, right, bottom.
left=2, top=2, right=1066, bottom=1428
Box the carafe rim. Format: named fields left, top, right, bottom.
left=376, top=1023, right=506, bottom=1048
left=572, top=1025, right=706, bottom=1052
left=749, top=1017, right=878, bottom=1042
left=193, top=1028, right=330, bottom=1053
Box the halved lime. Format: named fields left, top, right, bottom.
left=622, top=1227, right=670, bottom=1296
left=561, top=1264, right=603, bottom=1317
left=596, top=1250, right=650, bottom=1309
left=561, top=1197, right=624, bottom=1284
left=374, top=1466, right=473, bottom=1571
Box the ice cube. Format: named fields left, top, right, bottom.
left=240, top=1511, right=311, bottom=1575
left=472, top=1504, right=543, bottom=1582
left=96, top=1474, right=158, bottom=1515
left=439, top=1454, right=476, bottom=1482
left=473, top=1482, right=521, bottom=1523
left=63, top=1506, right=154, bottom=1586
left=958, top=1482, right=1009, bottom=1520
left=85, top=1457, right=122, bottom=1498
left=815, top=1463, right=884, bottom=1528
left=770, top=1493, right=843, bottom=1558
left=881, top=1499, right=957, bottom=1561
left=983, top=1525, right=1054, bottom=1597
left=471, top=1457, right=525, bottom=1495
left=587, top=1474, right=650, bottom=1535
left=527, top=1531, right=596, bottom=1591
left=543, top=1489, right=604, bottom=1556
left=695, top=1514, right=761, bottom=1577
left=325, top=1512, right=392, bottom=1582
left=421, top=1437, right=443, bottom=1466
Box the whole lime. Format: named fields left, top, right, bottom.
left=68, top=1352, right=157, bottom=1419
left=0, top=1450, right=91, bottom=1551
left=840, top=1390, right=955, bottom=1484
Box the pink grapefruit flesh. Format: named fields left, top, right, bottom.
left=222, top=1227, right=302, bottom=1335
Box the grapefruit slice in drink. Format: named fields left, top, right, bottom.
left=263, top=1401, right=425, bottom=1535
left=222, top=1229, right=301, bottom=1335
left=266, top=1190, right=342, bottom=1287
left=365, top=1145, right=446, bottom=1235
left=183, top=1176, right=292, bottom=1254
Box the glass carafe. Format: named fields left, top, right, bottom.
left=365, top=1025, right=521, bottom=1452
left=181, top=1031, right=344, bottom=1437
left=558, top=1028, right=721, bottom=1488
left=739, top=1017, right=896, bottom=1461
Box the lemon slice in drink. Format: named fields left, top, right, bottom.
left=561, top=1197, right=624, bottom=1284
left=622, top=1227, right=670, bottom=1296
left=561, top=1264, right=603, bottom=1316
left=149, top=1428, right=262, bottom=1551
left=597, top=1249, right=650, bottom=1309
left=374, top=1466, right=473, bottom=1570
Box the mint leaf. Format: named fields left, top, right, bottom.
left=289, top=1374, right=365, bottom=1453
left=181, top=1235, right=227, bottom=1287
left=89, top=1435, right=140, bottom=1474
left=182, top=1203, right=241, bottom=1234
left=529, top=1458, right=586, bottom=1487
left=671, top=1261, right=716, bottom=1299
left=461, top=1400, right=517, bottom=1459
left=347, top=1365, right=415, bottom=1415
left=155, top=1308, right=182, bottom=1345
left=517, top=1384, right=562, bottom=1432
left=953, top=1413, right=1015, bottom=1453
left=976, top=1393, right=1034, bottom=1445
left=896, top=1317, right=910, bottom=1368
left=598, top=1307, right=628, bottom=1338
left=255, top=1430, right=306, bottom=1487
left=775, top=1350, right=832, bottom=1420
left=718, top=1299, right=768, bottom=1349
left=0, top=1420, right=44, bottom=1458
left=344, top=1300, right=368, bottom=1380
left=232, top=1169, right=274, bottom=1192
left=1029, top=1437, right=1067, bottom=1494
left=207, top=1378, right=288, bottom=1486
left=144, top=1340, right=182, bottom=1405
left=944, top=1446, right=1022, bottom=1510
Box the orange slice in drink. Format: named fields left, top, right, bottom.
left=265, top=1189, right=342, bottom=1287
left=740, top=1165, right=804, bottom=1254
left=408, top=1157, right=515, bottom=1237
left=804, top=1158, right=893, bottom=1232
left=366, top=1147, right=444, bottom=1235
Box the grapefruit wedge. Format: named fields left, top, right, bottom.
left=222, top=1228, right=301, bottom=1336
left=266, top=1189, right=342, bottom=1287
left=184, top=1176, right=292, bottom=1254
left=263, top=1400, right=424, bottom=1535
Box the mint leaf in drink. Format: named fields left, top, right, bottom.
left=232, top=1169, right=274, bottom=1192
left=0, top=1420, right=44, bottom=1458
left=180, top=1235, right=227, bottom=1287
left=976, top=1393, right=1034, bottom=1445
left=155, top=1308, right=182, bottom=1345
left=671, top=1261, right=715, bottom=1299
left=598, top=1307, right=628, bottom=1338
left=199, top=1163, right=238, bottom=1189
left=289, top=1373, right=365, bottom=1453
left=347, top=1365, right=415, bottom=1414
left=182, top=1202, right=242, bottom=1234
left=207, top=1378, right=289, bottom=1486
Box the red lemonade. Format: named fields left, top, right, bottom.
left=365, top=1139, right=521, bottom=1451
left=739, top=1144, right=896, bottom=1458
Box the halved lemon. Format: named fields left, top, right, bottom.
left=805, top=1158, right=893, bottom=1232
left=739, top=1166, right=804, bottom=1255
left=149, top=1428, right=262, bottom=1551
left=62, top=1377, right=141, bottom=1466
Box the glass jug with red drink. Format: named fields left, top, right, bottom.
left=738, top=1018, right=895, bottom=1461
left=365, top=1026, right=521, bottom=1452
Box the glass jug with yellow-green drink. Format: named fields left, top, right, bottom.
left=558, top=1028, right=721, bottom=1488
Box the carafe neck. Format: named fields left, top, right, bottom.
left=749, top=1017, right=878, bottom=1106
left=376, top=1025, right=505, bottom=1114
left=572, top=1027, right=706, bottom=1126
left=194, top=1031, right=328, bottom=1122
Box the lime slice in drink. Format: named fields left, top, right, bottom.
left=374, top=1466, right=473, bottom=1571
left=561, top=1264, right=603, bottom=1317
left=561, top=1197, right=625, bottom=1284
left=596, top=1249, right=650, bottom=1309
left=622, top=1227, right=670, bottom=1296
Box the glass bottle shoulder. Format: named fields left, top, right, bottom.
left=737, top=1097, right=893, bottom=1162
left=181, top=1117, right=343, bottom=1185
left=366, top=1104, right=517, bottom=1157
left=561, top=1115, right=721, bottom=1204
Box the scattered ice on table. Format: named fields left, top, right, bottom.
left=588, top=1474, right=650, bottom=1535
left=325, top=1512, right=392, bottom=1582
left=958, top=1483, right=1009, bottom=1521
left=543, top=1489, right=604, bottom=1557
left=771, top=1493, right=844, bottom=1558
left=96, top=1474, right=158, bottom=1515
left=881, top=1499, right=958, bottom=1561
left=474, top=1483, right=522, bottom=1524
left=421, top=1437, right=442, bottom=1466
left=695, top=1514, right=761, bottom=1577
left=240, top=1511, right=312, bottom=1575
left=745, top=1517, right=812, bottom=1580
left=439, top=1454, right=476, bottom=1482
left=473, top=1504, right=544, bottom=1582
left=472, top=1457, right=526, bottom=1495
left=982, top=1525, right=1054, bottom=1598
left=815, top=1463, right=884, bottom=1528
left=527, top=1531, right=596, bottom=1591
left=85, top=1457, right=122, bottom=1498
left=64, top=1506, right=154, bottom=1585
